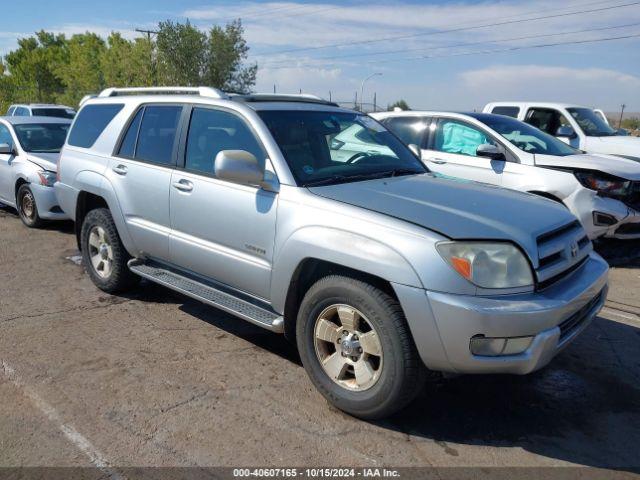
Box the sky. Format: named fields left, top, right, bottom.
left=3, top=0, right=640, bottom=112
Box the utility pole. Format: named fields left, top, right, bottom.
left=273, top=84, right=276, bottom=93
left=373, top=92, right=377, bottom=112
left=360, top=72, right=381, bottom=112
left=135, top=28, right=159, bottom=85
left=619, top=103, right=626, bottom=129
left=354, top=91, right=358, bottom=110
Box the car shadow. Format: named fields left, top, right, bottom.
left=373, top=316, right=640, bottom=471
left=594, top=238, right=640, bottom=268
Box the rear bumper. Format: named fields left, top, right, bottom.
left=394, top=252, right=608, bottom=375
left=53, top=181, right=79, bottom=221
left=31, top=184, right=68, bottom=220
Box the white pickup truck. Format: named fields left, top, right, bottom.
left=483, top=102, right=639, bottom=161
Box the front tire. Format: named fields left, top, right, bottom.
left=17, top=184, right=45, bottom=228
left=80, top=208, right=139, bottom=293
left=296, top=275, right=425, bottom=419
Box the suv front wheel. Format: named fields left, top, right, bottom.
left=80, top=208, right=139, bottom=293
left=296, top=275, right=425, bottom=419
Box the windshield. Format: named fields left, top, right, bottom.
left=567, top=107, right=617, bottom=137
left=32, top=108, right=76, bottom=119
left=478, top=114, right=579, bottom=156
left=258, top=110, right=426, bottom=186
left=14, top=123, right=70, bottom=153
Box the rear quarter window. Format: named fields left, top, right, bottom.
left=67, top=104, right=124, bottom=148
left=491, top=106, right=520, bottom=118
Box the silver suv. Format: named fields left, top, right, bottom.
left=55, top=87, right=609, bottom=419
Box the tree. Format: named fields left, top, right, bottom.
left=156, top=20, right=206, bottom=86
left=387, top=99, right=410, bottom=111
left=100, top=33, right=153, bottom=87
left=3, top=31, right=67, bottom=104
left=203, top=20, right=257, bottom=93
left=55, top=33, right=106, bottom=106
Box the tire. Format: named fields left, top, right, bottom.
left=296, top=275, right=425, bottom=419
left=17, top=184, right=45, bottom=228
left=80, top=208, right=139, bottom=293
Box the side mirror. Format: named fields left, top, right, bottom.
left=215, top=150, right=275, bottom=191
left=556, top=126, right=576, bottom=138
left=476, top=143, right=505, bottom=160
left=408, top=144, right=421, bottom=158
left=0, top=143, right=13, bottom=155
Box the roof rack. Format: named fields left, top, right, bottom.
left=230, top=93, right=338, bottom=106
left=97, top=87, right=228, bottom=99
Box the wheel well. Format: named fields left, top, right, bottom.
left=14, top=178, right=28, bottom=200
left=74, top=192, right=108, bottom=249
left=282, top=258, right=397, bottom=341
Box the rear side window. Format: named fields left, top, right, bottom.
left=118, top=108, right=143, bottom=158
left=14, top=107, right=30, bottom=116
left=491, top=106, right=520, bottom=118
left=120, top=105, right=182, bottom=165
left=68, top=104, right=124, bottom=148
left=384, top=116, right=430, bottom=146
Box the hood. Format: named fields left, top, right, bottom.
left=309, top=173, right=577, bottom=264
left=26, top=152, right=59, bottom=172
left=534, top=153, right=640, bottom=181
left=585, top=135, right=640, bottom=158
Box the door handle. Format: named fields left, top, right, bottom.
left=172, top=179, right=194, bottom=192
left=112, top=164, right=128, bottom=175
left=431, top=158, right=448, bottom=165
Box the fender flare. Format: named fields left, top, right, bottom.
left=74, top=170, right=138, bottom=255
left=270, top=226, right=423, bottom=312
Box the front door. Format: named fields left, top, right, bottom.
left=169, top=106, right=277, bottom=300
left=0, top=123, right=16, bottom=203
left=423, top=118, right=505, bottom=186
left=105, top=105, right=183, bottom=260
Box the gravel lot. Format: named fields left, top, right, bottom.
left=1, top=204, right=639, bottom=477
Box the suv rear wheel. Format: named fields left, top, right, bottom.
left=80, top=208, right=139, bottom=293
left=296, top=275, right=425, bottom=419
left=17, top=184, right=44, bottom=228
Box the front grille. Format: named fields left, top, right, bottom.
left=558, top=289, right=604, bottom=340
left=535, top=220, right=591, bottom=290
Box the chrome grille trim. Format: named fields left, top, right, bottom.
left=535, top=220, right=592, bottom=287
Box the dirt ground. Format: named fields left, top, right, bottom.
left=1, top=205, right=639, bottom=477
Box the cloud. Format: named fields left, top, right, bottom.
left=458, top=65, right=640, bottom=108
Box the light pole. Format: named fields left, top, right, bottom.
left=360, top=73, right=381, bottom=112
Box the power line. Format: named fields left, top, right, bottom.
left=255, top=0, right=640, bottom=57
left=189, top=3, right=344, bottom=25
left=263, top=32, right=640, bottom=70
left=260, top=21, right=640, bottom=67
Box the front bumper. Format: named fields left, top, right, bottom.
left=394, top=252, right=608, bottom=375
left=566, top=188, right=640, bottom=240
left=30, top=183, right=68, bottom=220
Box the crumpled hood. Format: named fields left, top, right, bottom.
left=26, top=152, right=59, bottom=172
left=309, top=173, right=577, bottom=264
left=534, top=153, right=640, bottom=181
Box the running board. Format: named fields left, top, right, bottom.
left=128, top=260, right=284, bottom=333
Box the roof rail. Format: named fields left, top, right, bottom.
left=98, top=87, right=228, bottom=99
left=231, top=93, right=338, bottom=106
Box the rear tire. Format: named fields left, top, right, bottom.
left=17, top=184, right=45, bottom=228
left=80, top=208, right=139, bottom=293
left=296, top=275, right=425, bottom=419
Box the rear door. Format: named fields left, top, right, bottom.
left=169, top=105, right=277, bottom=299
left=423, top=117, right=505, bottom=186
left=107, top=104, right=184, bottom=261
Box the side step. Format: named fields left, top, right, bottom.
left=128, top=260, right=284, bottom=333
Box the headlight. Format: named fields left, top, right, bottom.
left=436, top=241, right=533, bottom=289
left=37, top=170, right=56, bottom=187
left=574, top=171, right=630, bottom=196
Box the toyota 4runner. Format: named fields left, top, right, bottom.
left=55, top=87, right=609, bottom=419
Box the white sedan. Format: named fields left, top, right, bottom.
left=0, top=116, right=70, bottom=227
left=371, top=110, right=640, bottom=240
